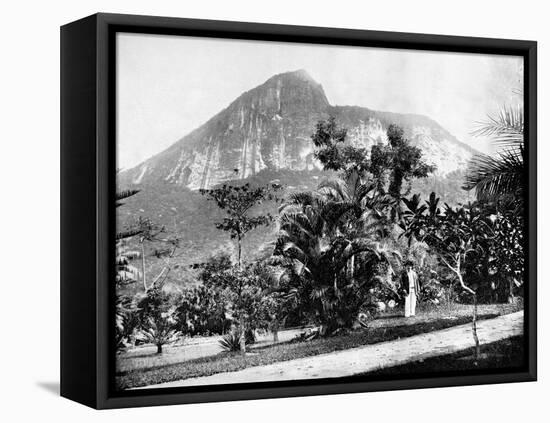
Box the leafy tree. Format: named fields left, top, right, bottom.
left=175, top=285, right=230, bottom=336
left=205, top=263, right=272, bottom=352
left=190, top=251, right=277, bottom=352
left=191, top=252, right=233, bottom=286
left=251, top=264, right=295, bottom=342
left=401, top=193, right=495, bottom=359
left=271, top=118, right=415, bottom=334
left=369, top=143, right=393, bottom=192
left=311, top=118, right=434, bottom=223
left=311, top=116, right=369, bottom=177
left=486, top=206, right=525, bottom=302
left=200, top=183, right=282, bottom=267
left=378, top=124, right=436, bottom=201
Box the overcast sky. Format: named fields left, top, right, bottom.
left=117, top=33, right=523, bottom=170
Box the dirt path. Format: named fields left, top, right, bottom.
left=138, top=311, right=523, bottom=389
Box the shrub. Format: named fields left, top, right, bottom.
left=418, top=269, right=445, bottom=304
left=218, top=329, right=256, bottom=352
left=176, top=285, right=230, bottom=337
left=136, top=310, right=180, bottom=354
left=135, top=286, right=180, bottom=353
left=115, top=294, right=139, bottom=352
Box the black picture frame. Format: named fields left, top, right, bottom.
left=60, top=12, right=537, bottom=409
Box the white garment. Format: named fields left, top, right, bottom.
left=405, top=270, right=417, bottom=317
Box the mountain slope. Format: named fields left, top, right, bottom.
left=120, top=69, right=476, bottom=191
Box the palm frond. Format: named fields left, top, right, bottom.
left=279, top=212, right=315, bottom=239
left=472, top=106, right=524, bottom=149
left=282, top=242, right=306, bottom=261
left=116, top=189, right=140, bottom=207
left=463, top=148, right=525, bottom=200
left=281, top=191, right=322, bottom=209
left=318, top=177, right=349, bottom=201
left=116, top=228, right=143, bottom=240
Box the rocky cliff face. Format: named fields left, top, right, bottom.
left=121, top=69, right=476, bottom=190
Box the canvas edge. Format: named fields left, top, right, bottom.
left=60, top=13, right=99, bottom=409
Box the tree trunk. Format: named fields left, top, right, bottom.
left=156, top=343, right=162, bottom=354
left=508, top=277, right=516, bottom=303
left=140, top=240, right=147, bottom=291
left=239, top=319, right=246, bottom=353
left=472, top=293, right=480, bottom=362
left=237, top=233, right=242, bottom=269
left=447, top=283, right=454, bottom=315
left=272, top=321, right=279, bottom=342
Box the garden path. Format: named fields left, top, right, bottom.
left=138, top=311, right=523, bottom=389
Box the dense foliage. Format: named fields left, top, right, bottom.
left=114, top=114, right=526, bottom=357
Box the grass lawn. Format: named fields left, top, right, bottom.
left=359, top=335, right=525, bottom=377
left=116, top=303, right=520, bottom=390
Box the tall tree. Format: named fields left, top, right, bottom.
left=133, top=217, right=166, bottom=291
left=381, top=124, right=436, bottom=200
left=311, top=116, right=369, bottom=177
left=200, top=183, right=281, bottom=268
left=115, top=187, right=142, bottom=351
left=401, top=193, right=494, bottom=360
left=275, top=191, right=400, bottom=335
left=199, top=183, right=281, bottom=351
left=311, top=118, right=434, bottom=223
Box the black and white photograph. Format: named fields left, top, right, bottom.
left=3, top=0, right=548, bottom=419
left=114, top=32, right=528, bottom=391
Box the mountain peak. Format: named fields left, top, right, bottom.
left=253, top=69, right=329, bottom=113
left=266, top=69, right=323, bottom=91
left=121, top=71, right=474, bottom=191
left=273, top=69, right=316, bottom=82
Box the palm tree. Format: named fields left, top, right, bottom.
left=464, top=106, right=524, bottom=203
left=318, top=169, right=392, bottom=282
left=275, top=185, right=399, bottom=334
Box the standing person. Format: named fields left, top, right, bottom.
left=400, top=260, right=420, bottom=317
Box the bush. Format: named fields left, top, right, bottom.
left=176, top=285, right=230, bottom=336
left=115, top=294, right=139, bottom=352
left=218, top=328, right=256, bottom=352
left=418, top=270, right=445, bottom=304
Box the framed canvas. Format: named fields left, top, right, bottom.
left=60, top=13, right=537, bottom=409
